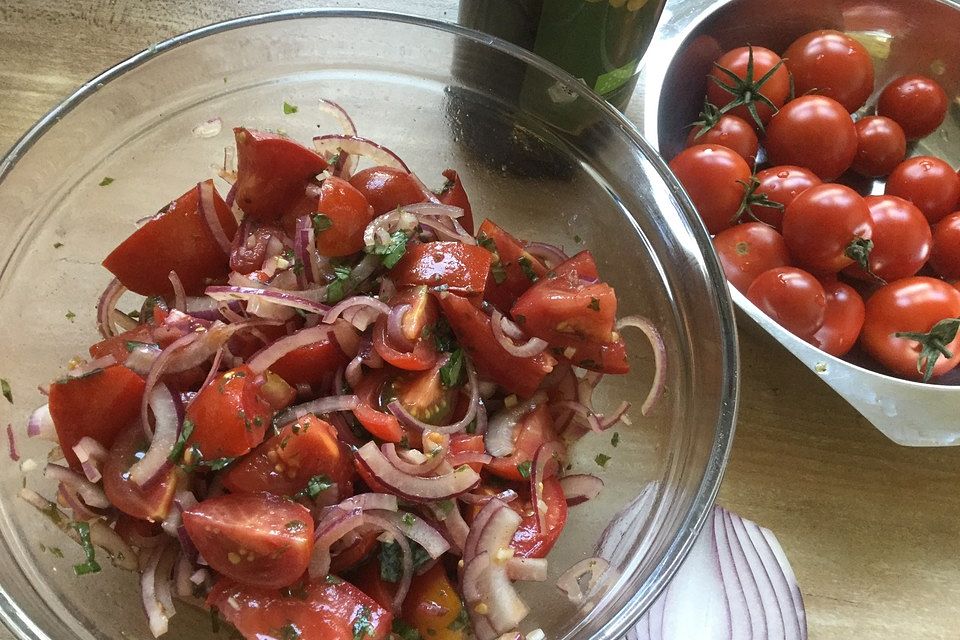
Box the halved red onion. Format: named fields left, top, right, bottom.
left=556, top=557, right=610, bottom=605
left=198, top=179, right=233, bottom=255
left=388, top=359, right=479, bottom=436
left=506, top=557, right=548, bottom=582
left=485, top=392, right=546, bottom=457
left=490, top=309, right=548, bottom=357
left=206, top=285, right=331, bottom=316
left=276, top=394, right=359, bottom=425
left=44, top=463, right=109, bottom=508
left=167, top=271, right=187, bottom=311
left=386, top=303, right=415, bottom=352
left=324, top=295, right=391, bottom=327
left=356, top=441, right=480, bottom=503
left=337, top=493, right=398, bottom=513
left=247, top=324, right=336, bottom=375
left=524, top=242, right=569, bottom=269
left=129, top=384, right=179, bottom=487
left=7, top=424, right=19, bottom=462
left=313, top=134, right=410, bottom=172
left=530, top=440, right=564, bottom=532
left=559, top=474, right=604, bottom=506
left=65, top=355, right=117, bottom=379
left=616, top=315, right=667, bottom=415
left=382, top=441, right=447, bottom=477
left=96, top=278, right=127, bottom=339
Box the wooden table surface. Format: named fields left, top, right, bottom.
left=3, top=1, right=960, bottom=639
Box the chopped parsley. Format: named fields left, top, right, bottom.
left=439, top=349, right=465, bottom=388
left=574, top=234, right=584, bottom=244
left=588, top=297, right=601, bottom=311
left=595, top=453, right=611, bottom=468
left=279, top=622, right=302, bottom=640
left=325, top=264, right=353, bottom=304
left=476, top=232, right=497, bottom=253
left=391, top=620, right=422, bottom=640
left=71, top=522, right=101, bottom=576
left=352, top=605, right=375, bottom=640
left=379, top=540, right=431, bottom=582
left=401, top=512, right=416, bottom=527
left=516, top=460, right=532, bottom=479
left=611, top=432, right=620, bottom=448
left=429, top=318, right=457, bottom=352
left=368, top=230, right=409, bottom=269
left=49, top=546, right=64, bottom=558
left=518, top=256, right=539, bottom=282
left=65, top=310, right=76, bottom=322
left=312, top=213, right=333, bottom=233
left=1, top=378, right=11, bottom=404
left=53, top=242, right=64, bottom=249
left=167, top=419, right=195, bottom=463
left=283, top=101, right=299, bottom=115
left=293, top=474, right=333, bottom=501
left=490, top=262, right=507, bottom=284
left=285, top=520, right=306, bottom=533
left=98, top=177, right=114, bottom=187
left=435, top=499, right=455, bottom=516
left=447, top=607, right=470, bottom=631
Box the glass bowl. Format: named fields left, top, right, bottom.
left=0, top=10, right=736, bottom=640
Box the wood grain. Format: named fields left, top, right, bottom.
left=3, top=1, right=960, bottom=639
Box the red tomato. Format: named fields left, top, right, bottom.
left=208, top=577, right=392, bottom=640
left=89, top=325, right=156, bottom=363
left=706, top=46, right=790, bottom=127
left=385, top=360, right=459, bottom=427
left=686, top=113, right=759, bottom=166
left=885, top=156, right=960, bottom=224
left=223, top=414, right=355, bottom=498
left=350, top=558, right=397, bottom=612
left=438, top=169, right=474, bottom=234
left=746, top=267, right=827, bottom=338
left=861, top=277, right=960, bottom=380
left=783, top=30, right=874, bottom=112
left=668, top=144, right=751, bottom=235
left=930, top=211, right=960, bottom=279
left=781, top=184, right=874, bottom=274
left=844, top=195, right=931, bottom=282
left=851, top=116, right=907, bottom=177
left=233, top=128, right=327, bottom=220
left=476, top=219, right=549, bottom=312
left=449, top=433, right=487, bottom=473
left=269, top=325, right=354, bottom=387
left=747, top=166, right=822, bottom=230
left=510, top=476, right=568, bottom=558
left=808, top=279, right=865, bottom=357
left=372, top=286, right=439, bottom=372
left=48, top=365, right=145, bottom=471
left=331, top=531, right=380, bottom=575
left=877, top=75, right=949, bottom=139
left=401, top=563, right=468, bottom=640
left=185, top=365, right=273, bottom=459
left=314, top=176, right=376, bottom=257
left=102, top=181, right=237, bottom=298
left=390, top=241, right=492, bottom=295
left=351, top=369, right=404, bottom=443
left=764, top=96, right=858, bottom=180
left=487, top=404, right=562, bottom=482
left=349, top=166, right=425, bottom=215
left=435, top=291, right=556, bottom=398
left=712, top=223, right=791, bottom=293
left=102, top=422, right=179, bottom=521
left=183, top=493, right=313, bottom=589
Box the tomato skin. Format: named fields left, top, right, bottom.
left=438, top=169, right=474, bottom=234
left=372, top=286, right=440, bottom=373
left=208, top=577, right=392, bottom=640
left=877, top=75, right=949, bottom=139
left=314, top=176, right=376, bottom=257
left=930, top=211, right=960, bottom=279
left=390, top=241, right=492, bottom=295
left=844, top=195, right=931, bottom=282
left=885, top=156, right=960, bottom=224
left=784, top=30, right=874, bottom=112
left=349, top=166, right=425, bottom=215
left=668, top=144, right=751, bottom=235
left=233, top=128, right=327, bottom=221
left=808, top=279, right=865, bottom=357
left=851, top=116, right=907, bottom=177
left=351, top=369, right=404, bottom=443
left=861, top=277, right=960, bottom=380
left=712, top=223, right=791, bottom=293
left=487, top=404, right=562, bottom=482
left=48, top=365, right=146, bottom=471
left=781, top=184, right=873, bottom=274
left=268, top=323, right=355, bottom=387
left=510, top=476, right=568, bottom=558
left=476, top=219, right=550, bottom=312
left=764, top=96, right=858, bottom=181
left=746, top=267, right=827, bottom=338
left=102, top=181, right=237, bottom=298
left=185, top=365, right=273, bottom=459
left=707, top=46, right=790, bottom=126
left=686, top=115, right=759, bottom=166
left=748, top=166, right=822, bottom=231
left=102, top=422, right=179, bottom=521
left=401, top=563, right=468, bottom=640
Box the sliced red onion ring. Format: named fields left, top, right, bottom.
left=7, top=424, right=19, bottom=462
left=198, top=179, right=233, bottom=255
left=556, top=557, right=610, bottom=605
left=206, top=285, right=331, bottom=316
left=426, top=500, right=470, bottom=555
left=387, top=359, right=479, bottom=435
left=142, top=543, right=173, bottom=637
left=247, top=324, right=337, bottom=375
left=337, top=493, right=398, bottom=513
left=324, top=295, right=391, bottom=326
left=462, top=497, right=509, bottom=562
left=386, top=303, right=415, bottom=352
left=458, top=489, right=518, bottom=507
left=597, top=400, right=632, bottom=430
left=168, top=271, right=187, bottom=311
left=524, top=242, right=569, bottom=269
left=65, top=355, right=117, bottom=379
left=129, top=384, right=179, bottom=488
left=140, top=331, right=200, bottom=436
left=416, top=216, right=477, bottom=245
left=44, top=463, right=109, bottom=508
left=447, top=450, right=492, bottom=467
left=367, top=509, right=451, bottom=561
left=461, top=550, right=491, bottom=604
left=530, top=441, right=564, bottom=532
left=363, top=208, right=418, bottom=250
left=506, top=557, right=548, bottom=582
left=318, top=99, right=358, bottom=136
left=473, top=507, right=528, bottom=634
left=294, top=215, right=320, bottom=287
left=57, top=483, right=100, bottom=521
left=382, top=441, right=447, bottom=477
left=485, top=392, right=546, bottom=457
left=275, top=394, right=359, bottom=425
left=559, top=474, right=604, bottom=506
left=490, top=309, right=548, bottom=357
left=356, top=441, right=480, bottom=503
left=96, top=278, right=127, bottom=339
left=551, top=399, right=602, bottom=433
left=313, top=134, right=410, bottom=172
left=403, top=202, right=464, bottom=219
left=617, top=315, right=667, bottom=415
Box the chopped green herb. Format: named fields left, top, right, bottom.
left=279, top=622, right=302, bottom=640
left=476, top=232, right=497, bottom=253
left=367, top=230, right=409, bottom=269
left=126, top=309, right=140, bottom=320
left=392, top=620, right=422, bottom=640
left=588, top=297, right=601, bottom=311
left=490, top=262, right=507, bottom=284
left=435, top=499, right=455, bottom=516
left=285, top=520, right=306, bottom=533
left=611, top=432, right=621, bottom=448
left=98, top=177, right=114, bottom=187
left=168, top=419, right=195, bottom=463
left=574, top=234, right=584, bottom=244
left=439, top=349, right=465, bottom=388
left=325, top=264, right=352, bottom=304
left=65, top=310, right=76, bottom=322
left=518, top=256, right=539, bottom=282
left=283, top=101, right=299, bottom=115
left=430, top=318, right=457, bottom=352
left=312, top=213, right=333, bottom=233
left=516, top=460, right=532, bottom=479
left=71, top=522, right=101, bottom=576
left=352, top=605, right=375, bottom=640
left=447, top=607, right=470, bottom=631
left=125, top=340, right=157, bottom=353
left=379, top=540, right=431, bottom=583
left=1, top=378, right=11, bottom=404
left=401, top=512, right=416, bottom=527
left=595, top=453, right=611, bottom=468
left=53, top=242, right=64, bottom=249
left=203, top=457, right=235, bottom=471
left=293, top=474, right=333, bottom=501
left=49, top=546, right=64, bottom=558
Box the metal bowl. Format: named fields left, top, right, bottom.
left=642, top=0, right=960, bottom=446
left=0, top=9, right=737, bottom=640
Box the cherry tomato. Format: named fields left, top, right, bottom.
left=372, top=286, right=439, bottom=372
left=348, top=166, right=425, bottom=215
left=851, top=116, right=907, bottom=177
left=877, top=75, right=949, bottom=139
left=686, top=114, right=759, bottom=166
left=401, top=563, right=469, bottom=640
left=746, top=267, right=827, bottom=338
left=102, top=181, right=237, bottom=298
left=930, top=211, right=960, bottom=279
left=783, top=30, right=874, bottom=112
left=706, top=46, right=790, bottom=127
left=808, top=279, right=865, bottom=357
left=330, top=530, right=380, bottom=575
left=389, top=241, right=492, bottom=296
left=185, top=365, right=273, bottom=459
left=438, top=169, right=474, bottom=234
left=885, top=156, right=960, bottom=224
left=208, top=577, right=392, bottom=640
left=486, top=403, right=562, bottom=482
left=712, top=222, right=791, bottom=293
left=384, top=360, right=459, bottom=427
left=476, top=219, right=549, bottom=312
left=352, top=369, right=404, bottom=443
left=314, top=176, right=376, bottom=257
left=764, top=96, right=858, bottom=180
left=747, top=166, right=822, bottom=230
left=844, top=195, right=931, bottom=282
left=782, top=184, right=873, bottom=274
left=102, top=422, right=179, bottom=521
left=510, top=476, right=568, bottom=559
left=861, top=277, right=960, bottom=380
left=668, top=144, right=751, bottom=235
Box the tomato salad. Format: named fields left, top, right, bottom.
left=19, top=102, right=665, bottom=640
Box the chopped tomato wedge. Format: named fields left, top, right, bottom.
left=233, top=128, right=327, bottom=221
left=88, top=325, right=156, bottom=365
left=48, top=364, right=146, bottom=471
left=313, top=176, right=375, bottom=257
left=449, top=433, right=487, bottom=472
left=349, top=166, right=426, bottom=215
left=438, top=169, right=474, bottom=234
left=223, top=414, right=355, bottom=499
left=390, top=241, right=492, bottom=295
left=486, top=403, right=562, bottom=482
left=351, top=369, right=403, bottom=443
left=385, top=360, right=458, bottom=426
left=183, top=492, right=314, bottom=589
left=185, top=365, right=273, bottom=459
left=434, top=291, right=555, bottom=397
left=510, top=476, right=568, bottom=558
left=401, top=563, right=468, bottom=640
left=102, top=180, right=237, bottom=298
left=102, top=422, right=179, bottom=521
left=269, top=327, right=352, bottom=387
left=476, top=219, right=549, bottom=312
left=372, top=286, right=439, bottom=372
left=208, top=577, right=392, bottom=640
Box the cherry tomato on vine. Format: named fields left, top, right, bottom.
left=764, top=96, right=858, bottom=180
left=706, top=46, right=790, bottom=128
left=885, top=156, right=960, bottom=224
left=781, top=184, right=874, bottom=274
left=783, top=30, right=874, bottom=112
left=747, top=166, right=822, bottom=230
left=686, top=110, right=759, bottom=167
left=930, top=211, right=960, bottom=280
left=746, top=267, right=827, bottom=338
left=843, top=195, right=931, bottom=283
left=877, top=75, right=949, bottom=139
left=807, top=279, right=865, bottom=357
left=712, top=223, right=791, bottom=293
left=851, top=116, right=907, bottom=177
left=668, top=144, right=751, bottom=235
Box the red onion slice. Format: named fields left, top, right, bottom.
left=27, top=403, right=57, bottom=441
left=140, top=331, right=200, bottom=437
left=550, top=399, right=602, bottom=433
left=313, top=134, right=410, bottom=172
left=757, top=525, right=807, bottom=639
left=382, top=441, right=447, bottom=477
left=96, top=278, right=127, bottom=339
left=44, top=463, right=109, bottom=508
left=722, top=508, right=768, bottom=640
left=597, top=400, right=632, bottom=430
left=530, top=441, right=564, bottom=532
left=7, top=424, right=19, bottom=462
left=714, top=507, right=752, bottom=640
left=294, top=215, right=320, bottom=287
left=386, top=303, right=415, bottom=352
left=458, top=489, right=518, bottom=507
left=426, top=500, right=470, bottom=555
left=168, top=271, right=187, bottom=311
left=559, top=474, right=604, bottom=506
left=324, top=295, right=391, bottom=326
left=318, top=99, right=358, bottom=136
left=247, top=324, right=337, bottom=375
left=367, top=509, right=451, bottom=560
left=416, top=216, right=477, bottom=245
left=173, top=550, right=195, bottom=598
left=402, top=202, right=464, bottom=219
left=206, top=285, right=331, bottom=316
left=141, top=543, right=173, bottom=637
left=65, top=355, right=118, bottom=379
left=556, top=557, right=610, bottom=605
left=524, top=242, right=570, bottom=269
left=474, top=507, right=528, bottom=634
left=57, top=483, right=100, bottom=521
left=506, top=557, right=548, bottom=582
left=387, top=358, right=480, bottom=435
left=447, top=450, right=492, bottom=467
left=336, top=493, right=398, bottom=513
left=490, top=309, right=548, bottom=357
left=616, top=315, right=667, bottom=415
left=192, top=117, right=222, bottom=139
left=275, top=394, right=359, bottom=425
left=355, top=441, right=480, bottom=503
left=130, top=384, right=179, bottom=488
left=485, top=392, right=546, bottom=457
left=198, top=179, right=233, bottom=255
